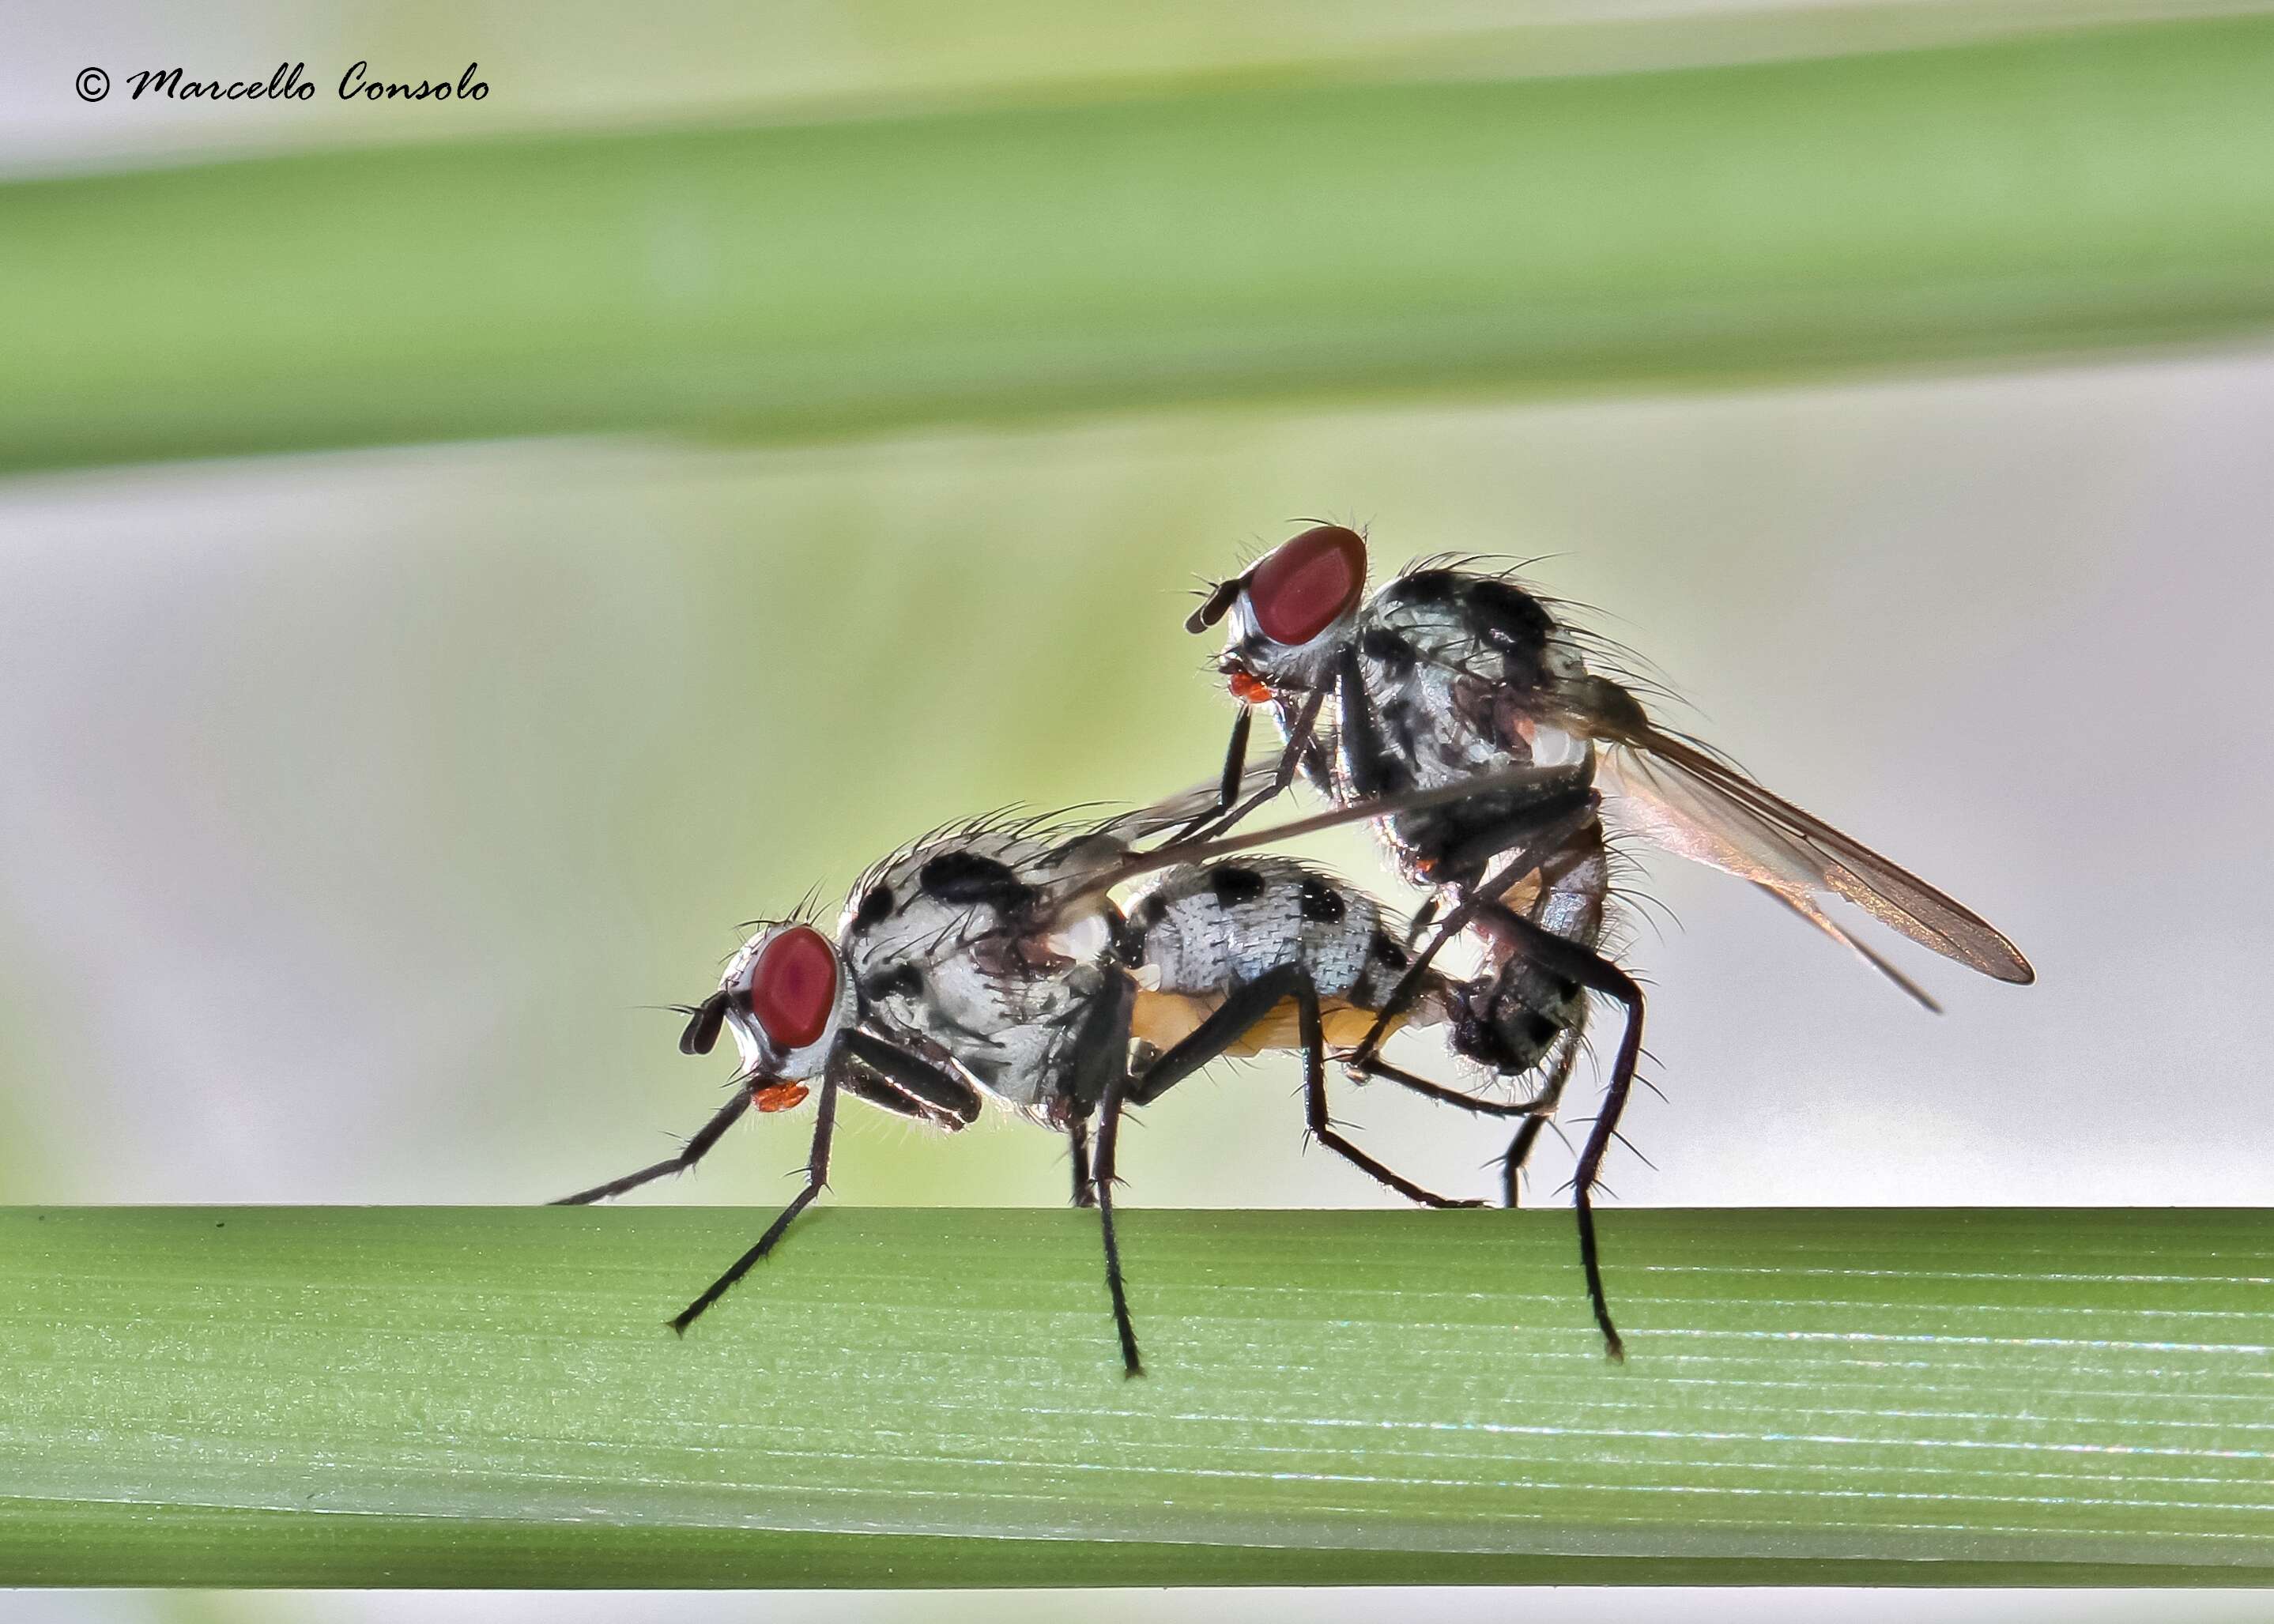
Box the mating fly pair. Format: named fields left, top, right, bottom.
left=562, top=523, right=2034, bottom=1373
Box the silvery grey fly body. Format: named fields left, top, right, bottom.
left=556, top=767, right=1556, bottom=1370
left=1186, top=523, right=2036, bottom=1356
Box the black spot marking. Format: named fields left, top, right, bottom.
left=1359, top=627, right=1417, bottom=676
left=919, top=852, right=1033, bottom=911
left=848, top=884, right=894, bottom=933
left=1297, top=877, right=1347, bottom=924
left=1134, top=891, right=1170, bottom=929
left=1465, top=578, right=1554, bottom=663
left=865, top=964, right=924, bottom=1002
left=1386, top=571, right=1458, bottom=606
left=1378, top=695, right=1420, bottom=761
left=1523, top=1011, right=1563, bottom=1051
left=1368, top=932, right=1411, bottom=970
left=1209, top=865, right=1268, bottom=906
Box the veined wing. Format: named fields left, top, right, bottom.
left=1593, top=722, right=2034, bottom=989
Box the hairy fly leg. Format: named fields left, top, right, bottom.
left=1469, top=903, right=1646, bottom=1362
left=1346, top=1053, right=1548, bottom=1121
left=1091, top=961, right=1320, bottom=1377
left=1167, top=688, right=1326, bottom=847
left=552, top=1093, right=751, bottom=1206
left=1495, top=1037, right=1582, bottom=1208
left=1292, top=974, right=1484, bottom=1209
left=1069, top=1117, right=1096, bottom=1208
left=840, top=1028, right=984, bottom=1124
left=669, top=1067, right=843, bottom=1336
left=1092, top=1065, right=1144, bottom=1377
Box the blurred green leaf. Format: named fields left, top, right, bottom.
left=2, top=1205, right=2270, bottom=1584
left=6, top=15, right=2274, bottom=473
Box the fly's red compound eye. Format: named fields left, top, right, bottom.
left=749, top=925, right=838, bottom=1050
left=1247, top=525, right=1367, bottom=646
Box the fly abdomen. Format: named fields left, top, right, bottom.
left=1132, top=857, right=1382, bottom=1001
left=1451, top=961, right=1585, bottom=1078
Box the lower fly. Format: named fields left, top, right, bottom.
left=556, top=765, right=1627, bottom=1372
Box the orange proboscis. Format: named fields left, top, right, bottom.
left=750, top=1081, right=811, bottom=1113
left=1228, top=671, right=1273, bottom=705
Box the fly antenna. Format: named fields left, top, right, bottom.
left=1186, top=575, right=1243, bottom=634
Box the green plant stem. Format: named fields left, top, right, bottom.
left=7, top=16, right=2274, bottom=474
left=0, top=1206, right=2268, bottom=1585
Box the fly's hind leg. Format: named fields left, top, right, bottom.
left=1294, top=978, right=1484, bottom=1210
left=1496, top=1035, right=1582, bottom=1208
left=1346, top=1053, right=1544, bottom=1121
left=1466, top=906, right=1645, bottom=1362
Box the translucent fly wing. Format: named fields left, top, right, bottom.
left=1594, top=728, right=2034, bottom=986
left=1748, top=881, right=1942, bottom=1013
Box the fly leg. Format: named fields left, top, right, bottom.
left=1469, top=906, right=1645, bottom=1362
left=669, top=1068, right=842, bottom=1335
left=1496, top=1037, right=1581, bottom=1208
left=1068, top=1117, right=1096, bottom=1209
left=1347, top=1053, right=1547, bottom=1120
left=1294, top=976, right=1484, bottom=1209
left=552, top=1094, right=749, bottom=1205
left=1093, top=964, right=1310, bottom=1377
left=1166, top=689, right=1326, bottom=846
left=1092, top=1068, right=1145, bottom=1377
left=1328, top=786, right=1601, bottom=1073
left=1131, top=966, right=1482, bottom=1209
left=1095, top=959, right=1450, bottom=1376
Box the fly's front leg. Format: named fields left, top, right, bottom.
left=1164, top=705, right=1252, bottom=845
left=1166, top=689, right=1326, bottom=848
left=669, top=1068, right=842, bottom=1335
left=1068, top=1117, right=1096, bottom=1208
left=552, top=1093, right=749, bottom=1206
left=1476, top=906, right=1646, bottom=1362
left=842, top=1029, right=983, bottom=1124
left=1403, top=894, right=1441, bottom=949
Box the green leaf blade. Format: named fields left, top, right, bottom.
left=8, top=15, right=2274, bottom=472
left=2, top=1206, right=2269, bottom=1584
